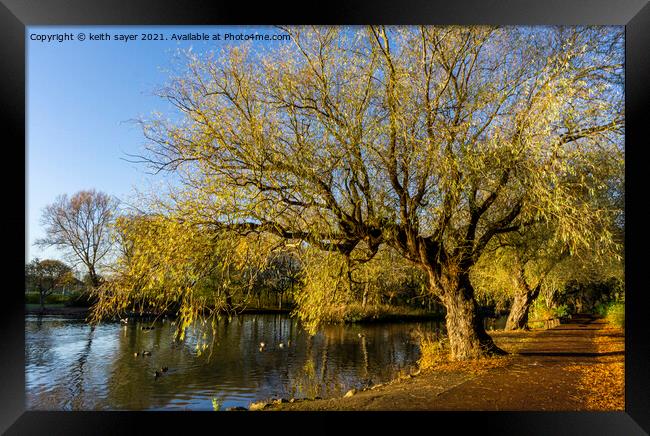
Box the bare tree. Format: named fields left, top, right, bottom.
left=36, top=190, right=118, bottom=288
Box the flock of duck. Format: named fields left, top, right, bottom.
left=257, top=340, right=292, bottom=352
left=122, top=319, right=167, bottom=379
left=132, top=350, right=168, bottom=377
left=257, top=333, right=366, bottom=352
left=125, top=320, right=300, bottom=380
left=122, top=317, right=369, bottom=381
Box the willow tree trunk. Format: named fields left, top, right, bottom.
left=505, top=288, right=540, bottom=330
left=505, top=262, right=542, bottom=330
left=436, top=271, right=506, bottom=360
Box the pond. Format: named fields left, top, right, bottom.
left=25, top=313, right=505, bottom=410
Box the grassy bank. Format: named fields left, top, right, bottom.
left=147, top=304, right=438, bottom=323
left=24, top=300, right=441, bottom=326
left=25, top=291, right=96, bottom=308
left=309, top=303, right=442, bottom=324
left=239, top=307, right=292, bottom=314
left=25, top=304, right=90, bottom=318
left=24, top=293, right=68, bottom=305
left=594, top=301, right=624, bottom=328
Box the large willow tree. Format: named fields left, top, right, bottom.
left=137, top=26, right=623, bottom=360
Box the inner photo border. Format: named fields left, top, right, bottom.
left=1, top=0, right=649, bottom=434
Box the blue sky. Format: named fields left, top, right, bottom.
left=27, top=25, right=291, bottom=263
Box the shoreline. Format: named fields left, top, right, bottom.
left=24, top=304, right=444, bottom=323
left=259, top=315, right=624, bottom=411
left=25, top=306, right=90, bottom=318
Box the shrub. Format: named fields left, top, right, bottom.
left=594, top=300, right=624, bottom=328
left=529, top=300, right=553, bottom=321
left=413, top=328, right=449, bottom=370
left=604, top=301, right=624, bottom=328
left=552, top=304, right=570, bottom=318
left=24, top=293, right=39, bottom=304
left=65, top=292, right=97, bottom=307
left=529, top=300, right=571, bottom=323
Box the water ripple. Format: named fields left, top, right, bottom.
left=26, top=314, right=443, bottom=410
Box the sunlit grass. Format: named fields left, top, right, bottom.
left=595, top=301, right=624, bottom=328
left=321, top=303, right=436, bottom=324
left=605, top=302, right=624, bottom=328
left=411, top=328, right=449, bottom=370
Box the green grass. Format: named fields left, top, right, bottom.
left=594, top=301, right=624, bottom=328
left=25, top=291, right=95, bottom=307
left=24, top=293, right=71, bottom=305
left=605, top=302, right=624, bottom=328
left=25, top=303, right=66, bottom=310
left=319, top=303, right=439, bottom=323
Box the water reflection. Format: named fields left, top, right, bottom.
left=27, top=314, right=455, bottom=410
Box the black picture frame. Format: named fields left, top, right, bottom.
left=1, top=0, right=648, bottom=434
